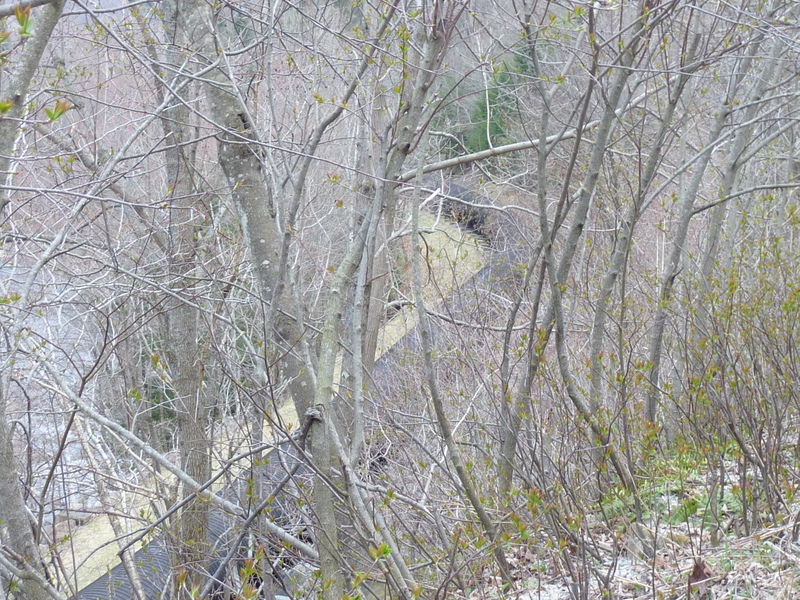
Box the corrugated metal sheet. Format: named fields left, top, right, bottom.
left=75, top=441, right=309, bottom=600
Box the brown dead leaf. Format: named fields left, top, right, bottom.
left=524, top=548, right=535, bottom=562
left=687, top=559, right=715, bottom=599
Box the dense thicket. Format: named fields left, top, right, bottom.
left=2, top=0, right=800, bottom=598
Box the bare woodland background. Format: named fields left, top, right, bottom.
left=2, top=0, right=800, bottom=598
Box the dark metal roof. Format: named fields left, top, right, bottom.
left=75, top=538, right=171, bottom=600
left=75, top=440, right=309, bottom=600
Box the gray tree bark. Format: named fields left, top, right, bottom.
left=499, top=1, right=657, bottom=493
left=644, top=22, right=777, bottom=423
left=589, top=36, right=699, bottom=413
left=0, top=0, right=64, bottom=213
left=0, top=383, right=50, bottom=600
left=0, top=3, right=64, bottom=598
left=152, top=4, right=213, bottom=594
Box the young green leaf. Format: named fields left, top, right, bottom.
left=45, top=99, right=71, bottom=121
left=15, top=5, right=32, bottom=37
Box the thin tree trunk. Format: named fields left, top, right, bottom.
left=154, top=7, right=212, bottom=591
left=0, top=3, right=64, bottom=598
left=697, top=38, right=784, bottom=291
left=0, top=0, right=65, bottom=213
left=589, top=37, right=699, bottom=411
left=169, top=5, right=398, bottom=597
left=0, top=383, right=50, bottom=600
left=644, top=23, right=777, bottom=423
left=411, top=183, right=516, bottom=591
left=499, top=1, right=655, bottom=493
left=72, top=418, right=147, bottom=600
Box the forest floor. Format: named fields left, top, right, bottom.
left=503, top=521, right=800, bottom=600
left=472, top=465, right=800, bottom=600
